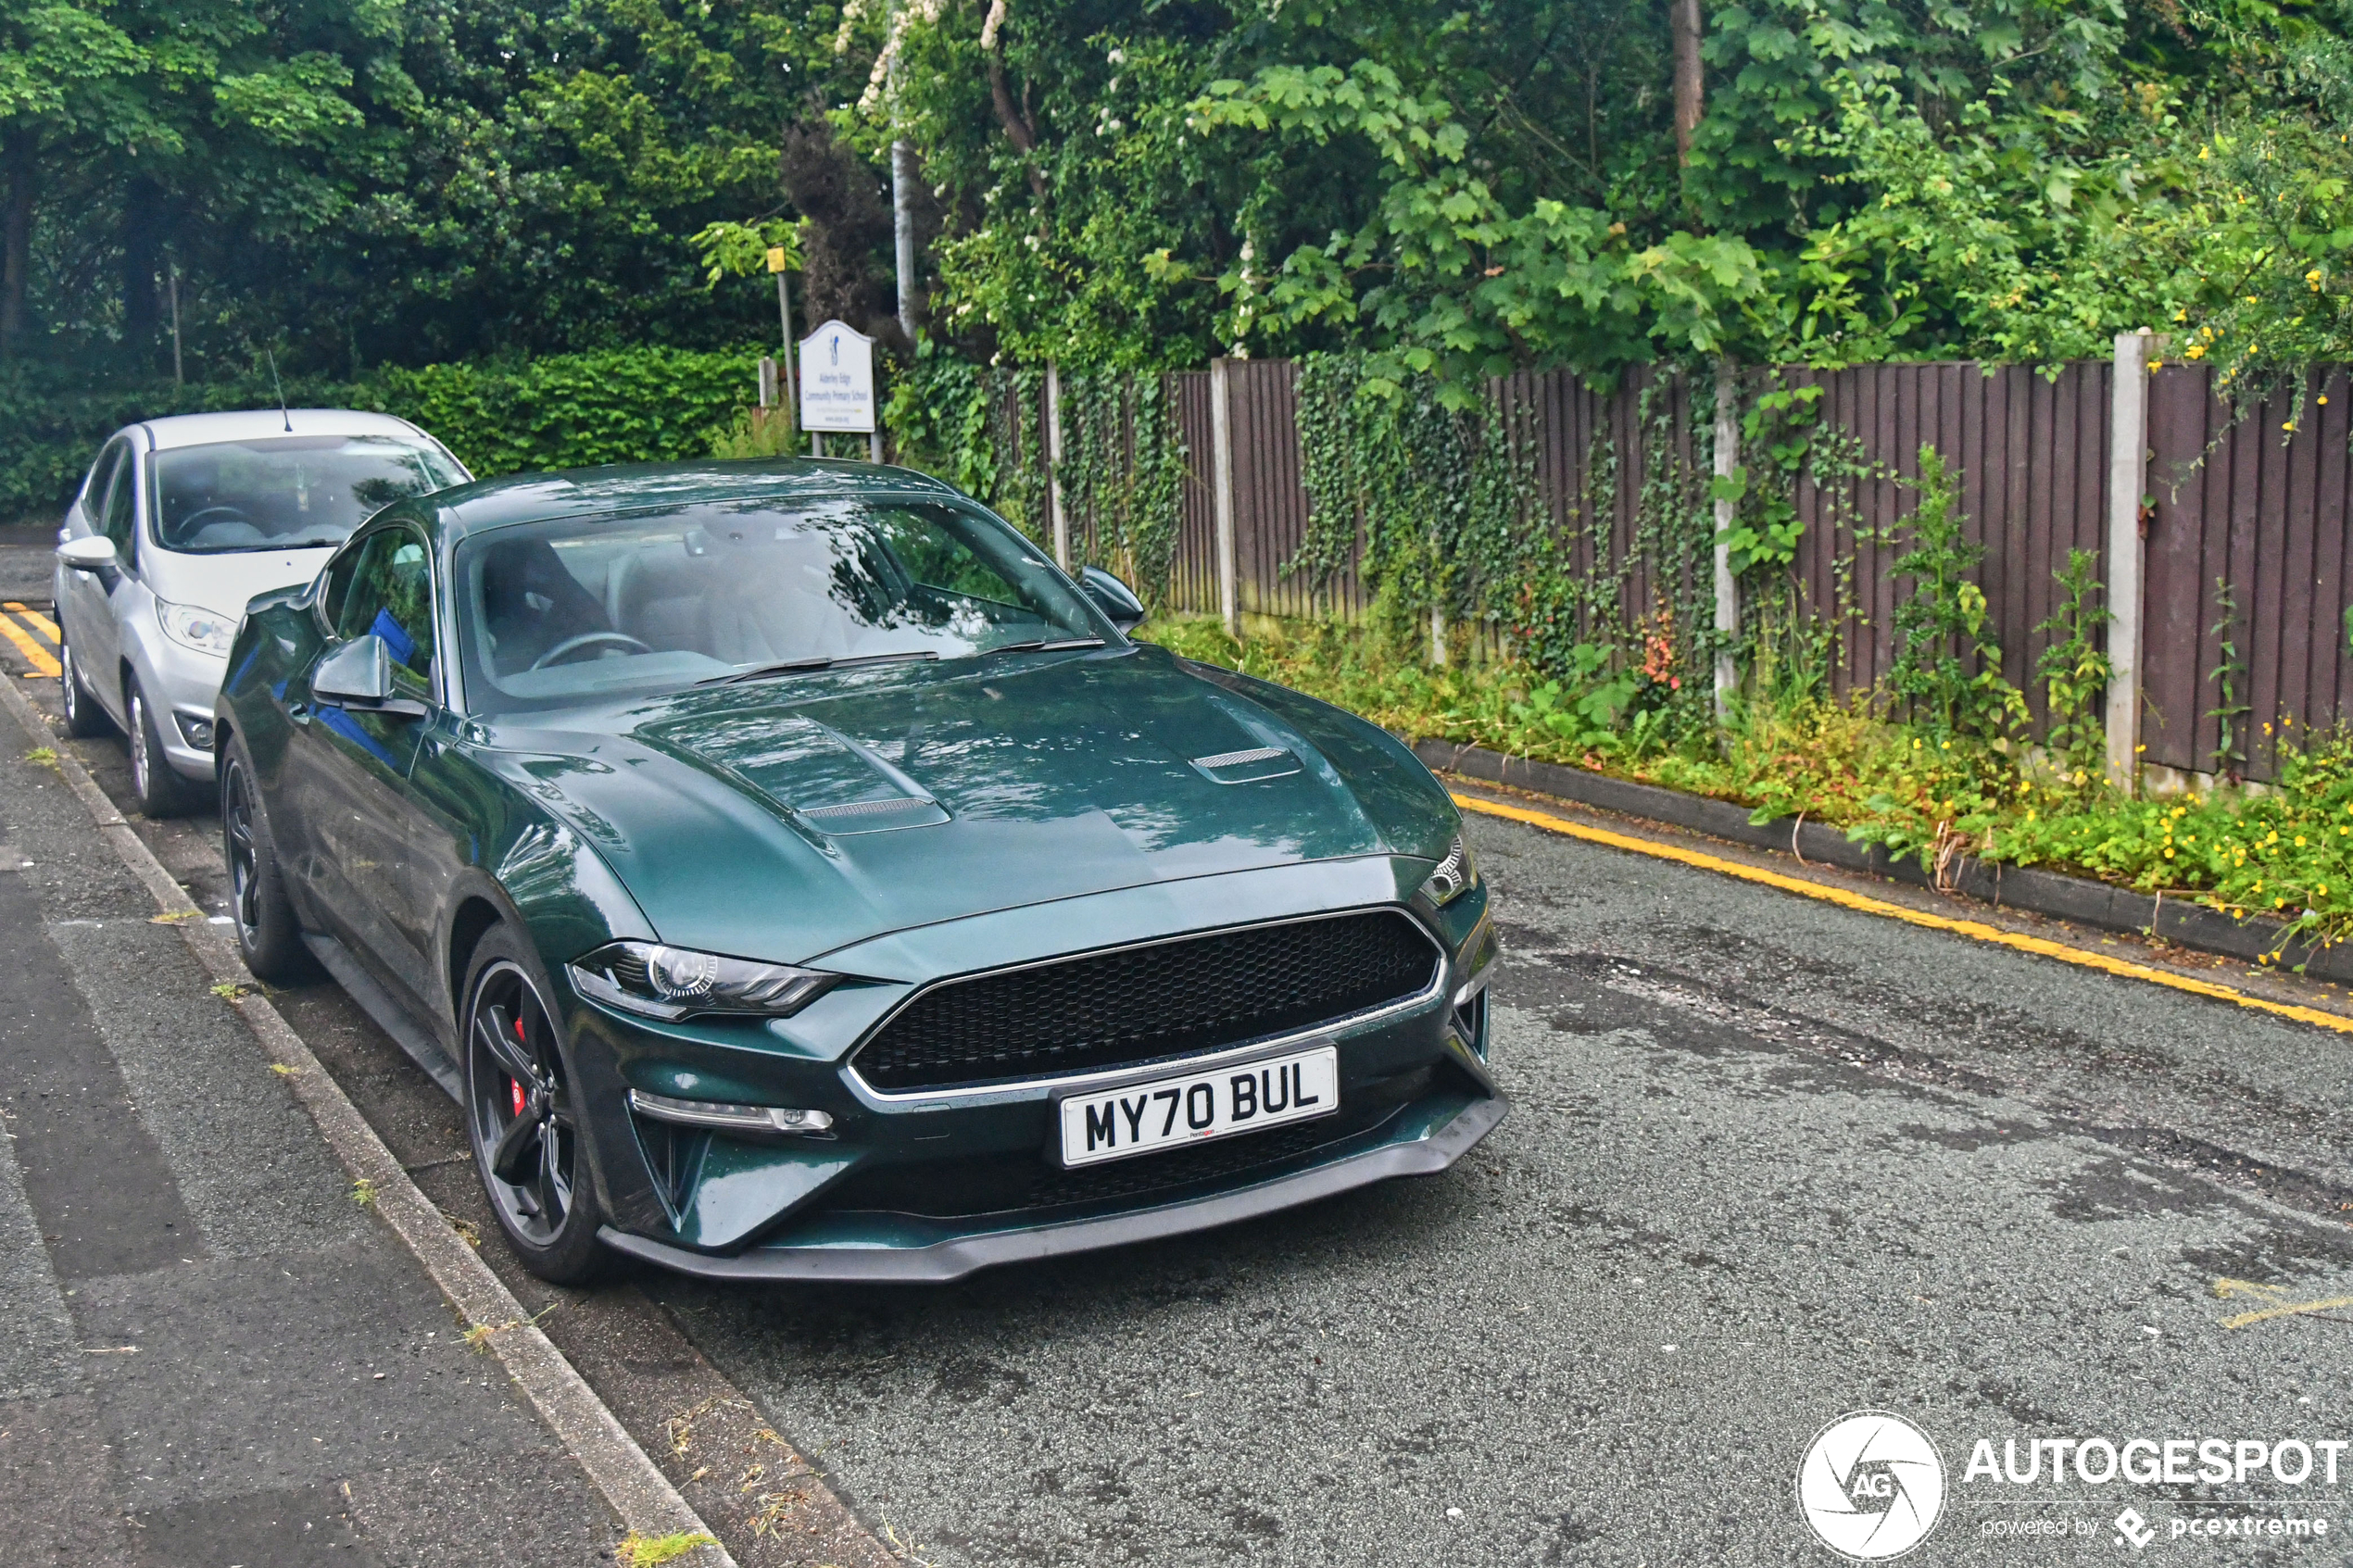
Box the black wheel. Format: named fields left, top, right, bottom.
left=221, top=742, right=316, bottom=984
left=58, top=632, right=110, bottom=738
left=126, top=677, right=199, bottom=818
left=463, top=926, right=610, bottom=1283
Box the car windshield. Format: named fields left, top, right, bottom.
left=452, top=497, right=1114, bottom=715
left=153, top=434, right=466, bottom=555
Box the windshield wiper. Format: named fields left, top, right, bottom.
left=978, top=637, right=1105, bottom=658
left=696, top=649, right=939, bottom=686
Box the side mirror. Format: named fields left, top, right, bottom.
left=313, top=634, right=428, bottom=716
left=57, top=535, right=118, bottom=574
left=1078, top=566, right=1146, bottom=633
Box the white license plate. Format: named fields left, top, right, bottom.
left=1058, top=1046, right=1339, bottom=1168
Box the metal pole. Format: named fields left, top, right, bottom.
left=893, top=143, right=918, bottom=343
left=775, top=272, right=799, bottom=430
left=1046, top=362, right=1069, bottom=569
left=2105, top=331, right=2153, bottom=792
left=167, top=261, right=183, bottom=387
left=1212, top=359, right=1239, bottom=639
left=1712, top=357, right=1740, bottom=723
left=888, top=0, right=918, bottom=344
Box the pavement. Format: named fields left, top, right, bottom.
left=6, top=541, right=2353, bottom=1565
left=0, top=656, right=625, bottom=1564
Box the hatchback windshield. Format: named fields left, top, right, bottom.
left=154, top=434, right=466, bottom=555
left=452, top=498, right=1113, bottom=715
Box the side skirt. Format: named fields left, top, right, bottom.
left=301, top=931, right=463, bottom=1100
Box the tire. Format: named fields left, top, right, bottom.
left=461, top=924, right=611, bottom=1284
left=126, top=676, right=200, bottom=818
left=220, top=740, right=317, bottom=984
left=57, top=633, right=110, bottom=738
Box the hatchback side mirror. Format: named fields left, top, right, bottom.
left=1078, top=566, right=1146, bottom=632
left=313, top=634, right=428, bottom=716
left=57, top=535, right=118, bottom=574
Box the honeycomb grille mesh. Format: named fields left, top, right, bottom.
left=854, top=910, right=1439, bottom=1092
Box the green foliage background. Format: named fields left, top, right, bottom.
left=0, top=347, right=757, bottom=517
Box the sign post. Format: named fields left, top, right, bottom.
left=798, top=320, right=876, bottom=461
left=766, top=247, right=799, bottom=430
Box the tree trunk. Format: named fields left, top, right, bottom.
left=1, top=130, right=31, bottom=357
left=122, top=176, right=161, bottom=370
left=1668, top=0, right=1704, bottom=168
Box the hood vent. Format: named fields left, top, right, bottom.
left=1190, top=746, right=1299, bottom=784
left=796, top=796, right=950, bottom=835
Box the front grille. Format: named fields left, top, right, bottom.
left=852, top=909, right=1441, bottom=1093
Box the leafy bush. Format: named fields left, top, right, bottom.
left=0, top=348, right=762, bottom=522
left=1141, top=609, right=2353, bottom=948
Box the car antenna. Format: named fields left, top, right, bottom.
left=265, top=349, right=292, bottom=433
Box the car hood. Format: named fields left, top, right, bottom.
left=144, top=544, right=336, bottom=619
left=478, top=646, right=1437, bottom=965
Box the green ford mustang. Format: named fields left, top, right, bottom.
left=214, top=459, right=1502, bottom=1283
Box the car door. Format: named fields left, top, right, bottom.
left=284, top=521, right=443, bottom=999
left=58, top=439, right=133, bottom=722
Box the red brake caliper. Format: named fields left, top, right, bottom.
left=509, top=1015, right=528, bottom=1118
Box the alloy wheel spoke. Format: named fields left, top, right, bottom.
left=475, top=1005, right=538, bottom=1085
left=490, top=1104, right=543, bottom=1184
left=539, top=1124, right=567, bottom=1219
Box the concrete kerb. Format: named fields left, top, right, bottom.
left=1414, top=737, right=2353, bottom=984
left=0, top=670, right=737, bottom=1568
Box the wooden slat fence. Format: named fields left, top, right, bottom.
left=1035, top=356, right=2353, bottom=785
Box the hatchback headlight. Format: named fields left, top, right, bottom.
left=569, top=940, right=837, bottom=1021
left=157, top=598, right=237, bottom=656
left=1419, top=832, right=1479, bottom=906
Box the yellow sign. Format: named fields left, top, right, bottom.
left=765, top=246, right=790, bottom=274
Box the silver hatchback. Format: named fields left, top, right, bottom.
left=54, top=409, right=469, bottom=815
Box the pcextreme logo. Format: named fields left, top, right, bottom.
left=1796, top=1410, right=1948, bottom=1562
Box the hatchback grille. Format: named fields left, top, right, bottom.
left=852, top=909, right=1441, bottom=1093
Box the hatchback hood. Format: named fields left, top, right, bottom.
left=145, top=545, right=335, bottom=619
left=481, top=646, right=1417, bottom=963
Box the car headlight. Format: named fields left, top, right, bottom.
left=1419, top=832, right=1479, bottom=906
left=157, top=598, right=238, bottom=656
left=568, top=940, right=837, bottom=1021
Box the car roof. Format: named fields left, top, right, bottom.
left=134, top=409, right=436, bottom=452
left=418, top=458, right=970, bottom=543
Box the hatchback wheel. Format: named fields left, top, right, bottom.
left=58, top=634, right=109, bottom=738
left=463, top=927, right=610, bottom=1283
left=127, top=678, right=199, bottom=818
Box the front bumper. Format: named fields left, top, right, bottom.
left=135, top=633, right=229, bottom=781
left=598, top=1087, right=1504, bottom=1283
left=559, top=859, right=1500, bottom=1276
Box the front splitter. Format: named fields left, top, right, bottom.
left=598, top=1092, right=1506, bottom=1285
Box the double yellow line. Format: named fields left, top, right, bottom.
left=0, top=602, right=60, bottom=678
left=1451, top=789, right=2353, bottom=1037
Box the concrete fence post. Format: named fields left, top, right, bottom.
left=1046, top=361, right=1069, bottom=569
left=2105, top=332, right=2153, bottom=792
left=1712, top=357, right=1740, bottom=723
left=1212, top=358, right=1239, bottom=639
left=757, top=356, right=778, bottom=410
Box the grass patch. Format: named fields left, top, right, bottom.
left=615, top=1531, right=718, bottom=1566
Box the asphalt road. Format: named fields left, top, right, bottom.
left=8, top=568, right=2353, bottom=1563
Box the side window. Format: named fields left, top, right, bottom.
left=317, top=537, right=368, bottom=632
left=333, top=528, right=438, bottom=687
left=82, top=442, right=124, bottom=520
left=102, top=452, right=138, bottom=559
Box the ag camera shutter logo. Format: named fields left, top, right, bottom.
left=1795, top=1411, right=1946, bottom=1561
